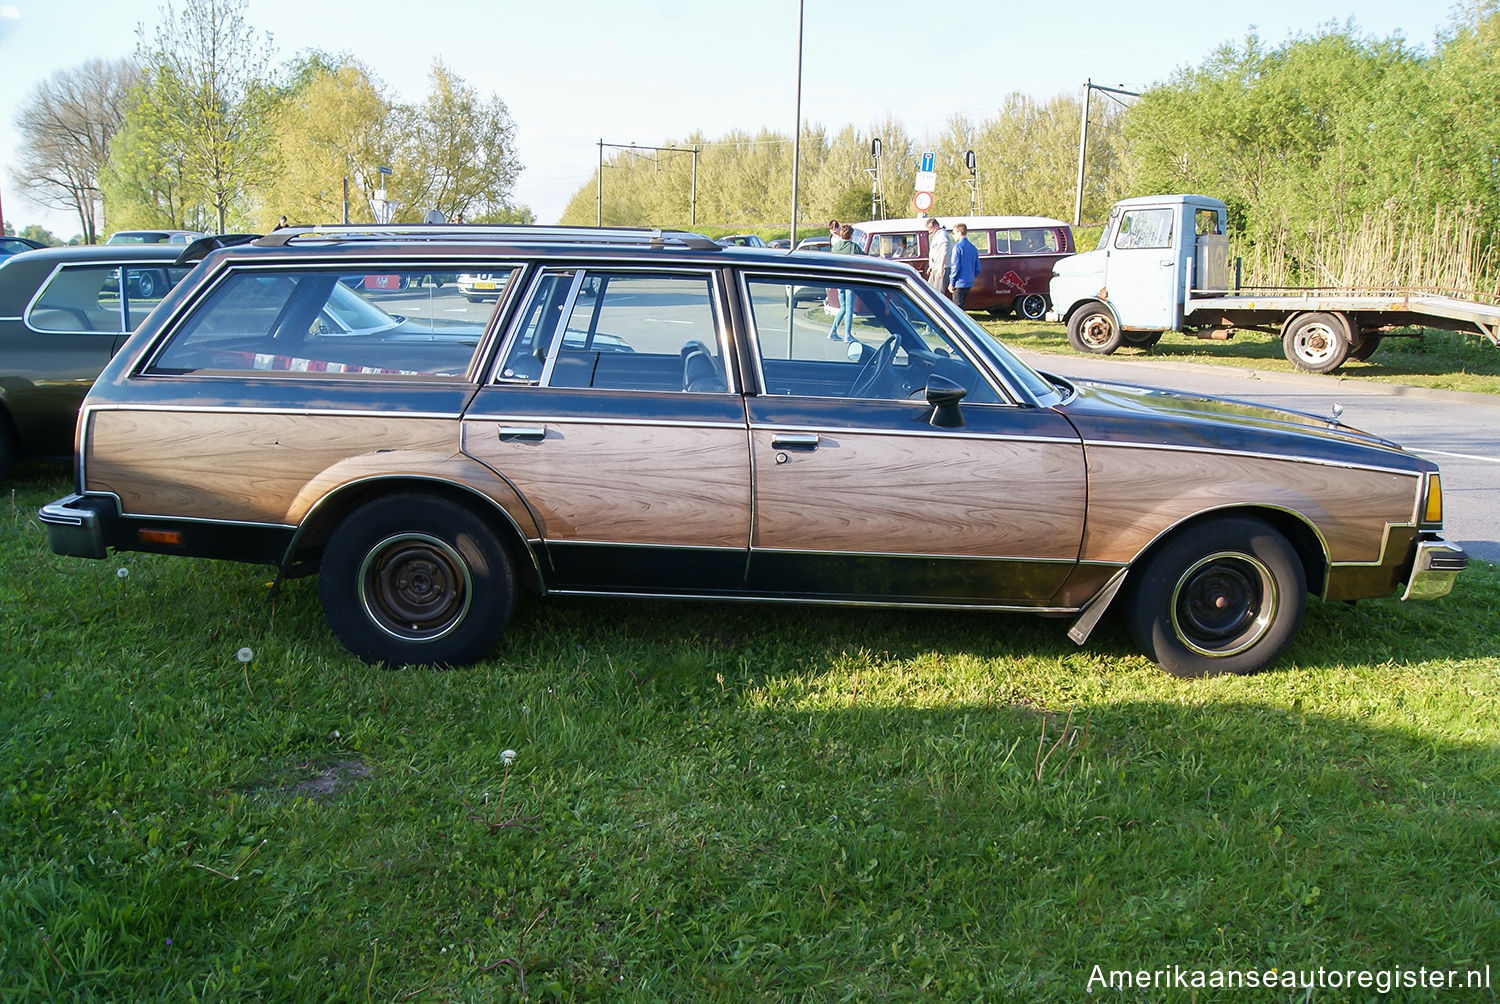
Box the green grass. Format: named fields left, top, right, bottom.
left=3, top=465, right=1499, bottom=1001
left=986, top=318, right=1500, bottom=396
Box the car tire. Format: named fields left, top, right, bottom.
left=1347, top=333, right=1381, bottom=362
left=0, top=424, right=13, bottom=482
left=136, top=270, right=157, bottom=299
left=319, top=493, right=515, bottom=667
left=1017, top=293, right=1049, bottom=320
left=1283, top=312, right=1351, bottom=373
left=1126, top=516, right=1306, bottom=678
left=1123, top=330, right=1164, bottom=348
left=1067, top=303, right=1123, bottom=354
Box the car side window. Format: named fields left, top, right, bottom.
left=147, top=269, right=489, bottom=377
left=1115, top=209, right=1175, bottom=250
left=500, top=271, right=726, bottom=393
left=27, top=264, right=190, bottom=334
left=744, top=276, right=1001, bottom=405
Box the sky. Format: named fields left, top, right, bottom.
left=0, top=0, right=1463, bottom=238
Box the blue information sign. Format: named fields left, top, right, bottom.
left=920, top=151, right=935, bottom=173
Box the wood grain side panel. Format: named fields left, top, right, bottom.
left=86, top=410, right=459, bottom=523
left=752, top=430, right=1087, bottom=558
left=462, top=421, right=750, bottom=549
left=1080, top=446, right=1420, bottom=564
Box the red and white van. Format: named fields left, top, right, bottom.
left=854, top=215, right=1074, bottom=318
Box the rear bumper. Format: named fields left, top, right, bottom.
left=1402, top=539, right=1468, bottom=601
left=38, top=493, right=118, bottom=559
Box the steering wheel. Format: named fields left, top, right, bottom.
left=849, top=335, right=898, bottom=398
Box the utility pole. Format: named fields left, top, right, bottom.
left=597, top=140, right=698, bottom=227
left=867, top=138, right=882, bottom=220
left=790, top=0, right=805, bottom=245
left=1073, top=79, right=1140, bottom=226
left=965, top=150, right=979, bottom=216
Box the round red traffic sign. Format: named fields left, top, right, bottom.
left=913, top=191, right=934, bottom=212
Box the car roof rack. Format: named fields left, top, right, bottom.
left=253, top=224, right=724, bottom=252
left=176, top=233, right=262, bottom=266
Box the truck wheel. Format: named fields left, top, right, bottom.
left=1126, top=516, right=1306, bottom=678
left=1123, top=330, right=1163, bottom=348
left=319, top=493, right=515, bottom=667
left=1283, top=313, right=1351, bottom=373
left=1067, top=304, right=1123, bottom=354
left=1017, top=293, right=1049, bottom=320
left=1347, top=334, right=1381, bottom=362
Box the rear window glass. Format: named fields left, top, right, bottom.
left=147, top=269, right=502, bottom=377
left=28, top=264, right=192, bottom=334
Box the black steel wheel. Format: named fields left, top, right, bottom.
left=1066, top=303, right=1123, bottom=354
left=319, top=493, right=515, bottom=666
left=1347, top=334, right=1382, bottom=362
left=1017, top=293, right=1049, bottom=320
left=1126, top=516, right=1306, bottom=677
left=1123, top=330, right=1163, bottom=348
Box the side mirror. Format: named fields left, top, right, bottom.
left=846, top=340, right=866, bottom=362
left=925, top=374, right=967, bottom=428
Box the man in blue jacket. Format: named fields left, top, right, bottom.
left=947, top=222, right=980, bottom=309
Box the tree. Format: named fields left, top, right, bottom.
left=112, top=0, right=278, bottom=233
left=261, top=56, right=394, bottom=227
left=10, top=59, right=138, bottom=243
left=388, top=62, right=525, bottom=224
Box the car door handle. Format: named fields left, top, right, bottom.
left=771, top=433, right=821, bottom=450
left=497, top=425, right=547, bottom=441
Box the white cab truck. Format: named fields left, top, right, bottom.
left=1047, top=193, right=1500, bottom=372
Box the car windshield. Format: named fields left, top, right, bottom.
left=948, top=309, right=1066, bottom=404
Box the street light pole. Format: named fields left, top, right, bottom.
left=789, top=0, right=804, bottom=245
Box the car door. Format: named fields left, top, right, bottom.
left=1102, top=205, right=1180, bottom=330
left=461, top=268, right=752, bottom=593
left=739, top=273, right=1087, bottom=605
left=3, top=260, right=183, bottom=458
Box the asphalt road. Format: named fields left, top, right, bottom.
left=1018, top=350, right=1500, bottom=563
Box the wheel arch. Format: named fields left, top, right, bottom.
left=283, top=474, right=545, bottom=594
left=1123, top=503, right=1330, bottom=599
left=1059, top=296, right=1117, bottom=329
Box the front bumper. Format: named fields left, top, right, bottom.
left=38, top=494, right=117, bottom=559
left=1402, top=539, right=1468, bottom=601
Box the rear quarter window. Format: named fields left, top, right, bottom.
left=27, top=264, right=189, bottom=334
left=147, top=268, right=501, bottom=377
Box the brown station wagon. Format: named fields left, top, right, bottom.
left=41, top=226, right=1466, bottom=676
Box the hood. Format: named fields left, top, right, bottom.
left=1050, top=374, right=1426, bottom=471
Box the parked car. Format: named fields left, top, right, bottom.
left=0, top=244, right=195, bottom=478
left=456, top=271, right=508, bottom=301
left=41, top=225, right=1465, bottom=676
left=0, top=236, right=47, bottom=261
left=716, top=234, right=770, bottom=248
left=855, top=215, right=1074, bottom=318
left=105, top=229, right=206, bottom=245
left=794, top=236, right=832, bottom=252
left=767, top=238, right=792, bottom=250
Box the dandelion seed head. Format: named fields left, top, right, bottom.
left=236, top=647, right=254, bottom=663
left=501, top=749, right=517, bottom=767
left=116, top=567, right=129, bottom=579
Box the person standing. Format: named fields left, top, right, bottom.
left=948, top=222, right=980, bottom=309
left=925, top=218, right=951, bottom=297
left=827, top=223, right=863, bottom=341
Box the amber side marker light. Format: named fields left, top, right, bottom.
left=138, top=529, right=184, bottom=546
left=1422, top=475, right=1444, bottom=527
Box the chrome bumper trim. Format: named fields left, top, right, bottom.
left=1402, top=540, right=1467, bottom=601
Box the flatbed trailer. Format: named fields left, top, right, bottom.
left=1047, top=194, right=1500, bottom=373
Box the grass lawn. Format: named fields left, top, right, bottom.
left=985, top=317, right=1500, bottom=397
left=3, top=452, right=1498, bottom=1001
